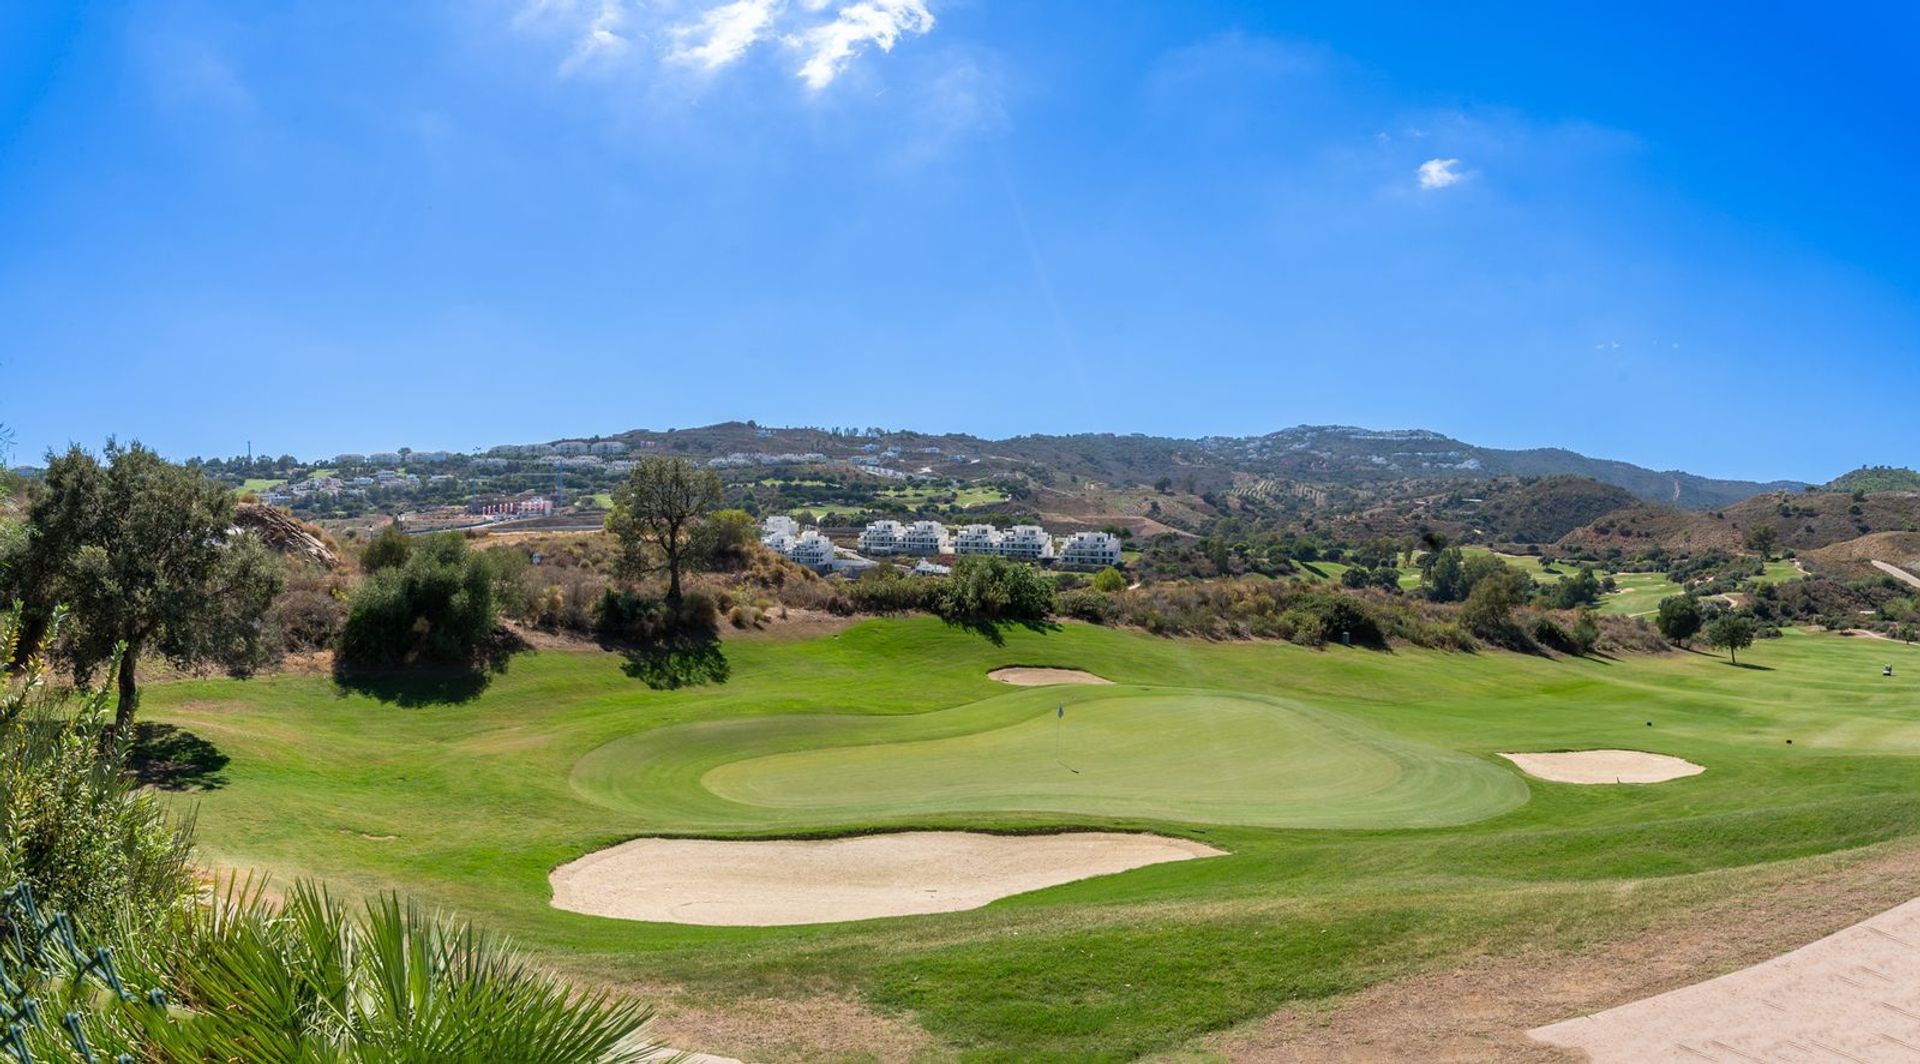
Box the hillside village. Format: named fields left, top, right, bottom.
left=760, top=514, right=1125, bottom=575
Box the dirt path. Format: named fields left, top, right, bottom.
left=1532, top=891, right=1920, bottom=1059
left=1872, top=559, right=1920, bottom=590
left=1182, top=839, right=1920, bottom=1062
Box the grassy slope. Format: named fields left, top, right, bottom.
left=145, top=619, right=1920, bottom=1060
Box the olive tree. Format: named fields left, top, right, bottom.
left=6, top=443, right=282, bottom=731
left=1705, top=614, right=1757, bottom=665
left=605, top=456, right=722, bottom=604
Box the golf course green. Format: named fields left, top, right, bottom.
left=575, top=688, right=1526, bottom=829
left=138, top=616, right=1920, bottom=1060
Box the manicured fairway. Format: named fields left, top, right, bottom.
left=1598, top=569, right=1682, bottom=615
left=138, top=616, right=1920, bottom=1061
left=576, top=688, right=1526, bottom=829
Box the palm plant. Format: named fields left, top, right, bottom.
left=121, top=881, right=665, bottom=1062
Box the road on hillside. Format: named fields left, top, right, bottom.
left=1871, top=559, right=1920, bottom=590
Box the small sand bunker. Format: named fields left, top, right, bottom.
left=1500, top=750, right=1704, bottom=785
left=551, top=831, right=1221, bottom=926
left=988, top=667, right=1112, bottom=686
left=1532, top=894, right=1920, bottom=1060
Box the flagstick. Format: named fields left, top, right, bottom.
left=1055, top=703, right=1077, bottom=774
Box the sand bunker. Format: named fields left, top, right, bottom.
left=988, top=667, right=1112, bottom=686
left=1500, top=750, right=1704, bottom=785
left=550, top=831, right=1221, bottom=926
left=1532, top=894, right=1920, bottom=1060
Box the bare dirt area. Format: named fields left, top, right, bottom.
left=1184, top=839, right=1920, bottom=1062
left=719, top=607, right=860, bottom=643
left=1532, top=891, right=1920, bottom=1060
left=1873, top=559, right=1920, bottom=591
left=632, top=986, right=936, bottom=1064
left=550, top=832, right=1222, bottom=926
left=988, top=666, right=1113, bottom=686
left=1500, top=750, right=1704, bottom=785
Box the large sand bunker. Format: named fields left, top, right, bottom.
left=1500, top=750, right=1703, bottom=785
left=988, top=667, right=1112, bottom=686
left=551, top=831, right=1221, bottom=926
left=1532, top=893, right=1920, bottom=1060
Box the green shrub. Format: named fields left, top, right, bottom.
left=937, top=556, right=1054, bottom=625
left=360, top=524, right=413, bottom=573
left=0, top=609, right=192, bottom=932
left=1091, top=567, right=1127, bottom=593
left=598, top=588, right=718, bottom=644
left=339, top=533, right=496, bottom=666
left=845, top=568, right=943, bottom=614
left=1057, top=587, right=1118, bottom=623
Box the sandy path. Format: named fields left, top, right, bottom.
left=988, top=667, right=1113, bottom=686
left=1873, top=559, right=1920, bottom=590
left=552, top=832, right=1221, bottom=926
left=1532, top=893, right=1920, bottom=1060
left=1500, top=750, right=1704, bottom=785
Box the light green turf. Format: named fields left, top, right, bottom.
left=1597, top=569, right=1679, bottom=615
left=877, top=484, right=1009, bottom=508
left=576, top=688, right=1525, bottom=829
left=140, top=617, right=1920, bottom=1060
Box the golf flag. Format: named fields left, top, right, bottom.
left=1057, top=704, right=1064, bottom=719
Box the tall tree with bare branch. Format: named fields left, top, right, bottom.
left=605, top=456, right=722, bottom=604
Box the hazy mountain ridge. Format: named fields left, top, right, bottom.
left=608, top=422, right=1803, bottom=510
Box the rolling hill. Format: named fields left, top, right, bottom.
left=597, top=422, right=1803, bottom=510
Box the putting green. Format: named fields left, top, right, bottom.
left=571, top=687, right=1529, bottom=829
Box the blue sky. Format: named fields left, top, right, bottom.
left=3, top=2, right=1915, bottom=482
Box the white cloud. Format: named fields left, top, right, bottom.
left=792, top=1, right=936, bottom=89
left=520, top=0, right=935, bottom=89
left=1417, top=157, right=1464, bottom=189
left=670, top=0, right=783, bottom=71
left=517, top=0, right=632, bottom=75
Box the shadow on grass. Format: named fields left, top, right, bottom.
left=330, top=632, right=523, bottom=707
left=942, top=617, right=1062, bottom=648
left=617, top=631, right=730, bottom=690
left=128, top=722, right=230, bottom=791
left=1726, top=660, right=1775, bottom=671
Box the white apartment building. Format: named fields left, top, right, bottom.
left=900, top=520, right=952, bottom=556
left=1057, top=531, right=1124, bottom=570
left=999, top=525, right=1054, bottom=561
left=761, top=515, right=799, bottom=540
left=859, top=520, right=905, bottom=555
left=761, top=531, right=798, bottom=556
left=553, top=440, right=591, bottom=455
left=789, top=531, right=837, bottom=571
left=588, top=441, right=628, bottom=455
left=953, top=524, right=1002, bottom=555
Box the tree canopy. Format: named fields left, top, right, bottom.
left=1705, top=614, right=1757, bottom=665
left=1655, top=595, right=1704, bottom=646
left=605, top=457, right=723, bottom=603
left=4, top=442, right=282, bottom=730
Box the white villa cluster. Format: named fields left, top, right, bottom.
left=759, top=517, right=839, bottom=571
left=762, top=515, right=1122, bottom=573
left=857, top=520, right=953, bottom=556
